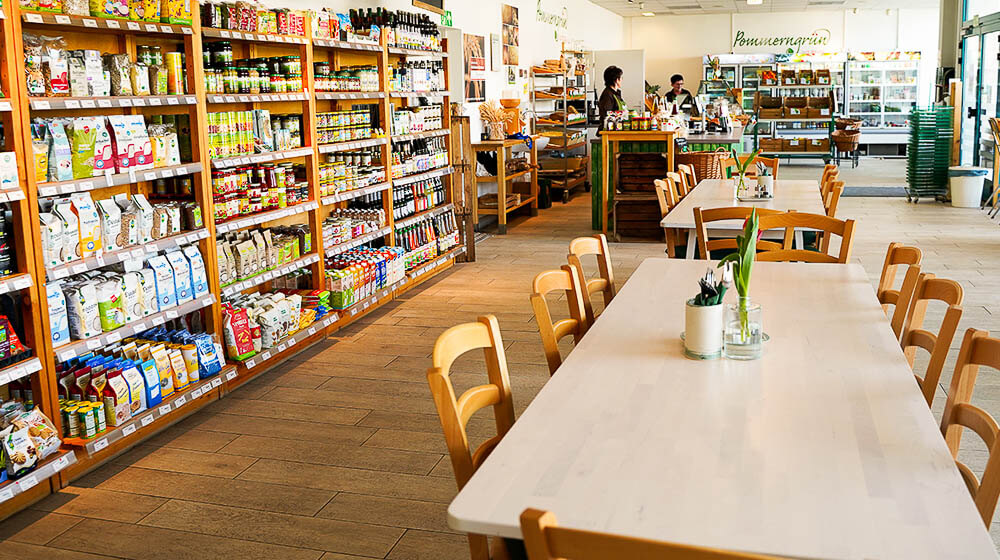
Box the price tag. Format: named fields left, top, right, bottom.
left=185, top=96, right=196, bottom=104
left=93, top=438, right=109, bottom=452
left=160, top=25, right=172, bottom=33
left=262, top=351, right=272, bottom=360
left=307, top=327, right=317, bottom=336
left=106, top=19, right=120, bottom=28
left=122, top=423, right=137, bottom=437
left=64, top=99, right=81, bottom=109
left=240, top=157, right=251, bottom=165
left=33, top=100, right=51, bottom=110
left=212, top=378, right=223, bottom=388
left=0, top=373, right=10, bottom=385
left=131, top=248, right=145, bottom=259
left=128, top=169, right=137, bottom=183
left=98, top=99, right=113, bottom=108
left=0, top=488, right=15, bottom=502
left=19, top=475, right=38, bottom=490
left=182, top=27, right=192, bottom=35
left=167, top=97, right=178, bottom=105
left=58, top=350, right=75, bottom=362
left=224, top=95, right=236, bottom=103
left=173, top=395, right=187, bottom=407
left=166, top=310, right=179, bottom=320
left=277, top=343, right=287, bottom=352
left=140, top=414, right=154, bottom=427
left=0, top=101, right=11, bottom=113
left=201, top=296, right=214, bottom=306
left=82, top=18, right=98, bottom=27
left=191, top=387, right=202, bottom=399
left=160, top=169, right=173, bottom=178
left=231, top=31, right=242, bottom=39
left=94, top=255, right=106, bottom=267
left=53, top=455, right=70, bottom=471
left=25, top=12, right=43, bottom=22
left=127, top=21, right=140, bottom=30
left=106, top=332, right=122, bottom=343
left=132, top=98, right=145, bottom=106
left=220, top=30, right=230, bottom=38
left=176, top=166, right=187, bottom=175
left=151, top=315, right=165, bottom=326
left=56, top=14, right=72, bottom=23
left=278, top=94, right=289, bottom=101
left=118, top=98, right=133, bottom=107
left=143, top=172, right=157, bottom=181
left=250, top=95, right=260, bottom=102
left=76, top=180, right=94, bottom=192
left=226, top=370, right=237, bottom=381
left=133, top=322, right=146, bottom=332
left=86, top=339, right=102, bottom=350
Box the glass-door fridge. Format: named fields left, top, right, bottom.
left=846, top=53, right=921, bottom=130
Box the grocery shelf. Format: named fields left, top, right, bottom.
left=0, top=99, right=12, bottom=112
left=0, top=357, right=43, bottom=386
left=389, top=91, right=448, bottom=100
left=63, top=369, right=231, bottom=454
left=315, top=91, right=386, bottom=100
left=318, top=136, right=388, bottom=154
left=391, top=128, right=450, bottom=142
left=0, top=188, right=25, bottom=202
left=207, top=92, right=307, bottom=103
left=388, top=46, right=447, bottom=57
left=0, top=450, right=76, bottom=505
left=221, top=253, right=320, bottom=298
left=37, top=162, right=203, bottom=197
left=325, top=227, right=391, bottom=257
left=21, top=12, right=193, bottom=35
left=235, top=310, right=343, bottom=371
left=202, top=27, right=308, bottom=44
left=404, top=246, right=466, bottom=284
left=46, top=229, right=209, bottom=281
left=756, top=118, right=832, bottom=123
left=210, top=147, right=313, bottom=169
left=54, top=295, right=217, bottom=363
left=395, top=202, right=454, bottom=229
left=29, top=95, right=197, bottom=111
left=215, top=200, right=319, bottom=234
left=0, top=273, right=32, bottom=297
left=393, top=166, right=454, bottom=186
left=476, top=167, right=533, bottom=183
left=321, top=182, right=391, bottom=205
left=311, top=38, right=382, bottom=52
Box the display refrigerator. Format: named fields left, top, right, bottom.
left=845, top=52, right=921, bottom=130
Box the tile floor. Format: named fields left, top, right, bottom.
left=3, top=162, right=1000, bottom=558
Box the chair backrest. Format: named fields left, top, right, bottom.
left=520, top=509, right=779, bottom=560
left=667, top=171, right=688, bottom=197
left=824, top=181, right=844, bottom=217
left=692, top=207, right=786, bottom=260
left=940, top=328, right=1000, bottom=528
left=899, top=273, right=964, bottom=406
left=567, top=234, right=616, bottom=326
left=653, top=179, right=676, bottom=217
left=531, top=265, right=589, bottom=375
left=820, top=170, right=839, bottom=201
left=877, top=242, right=923, bottom=314
left=722, top=155, right=779, bottom=179
left=820, top=164, right=838, bottom=187
left=678, top=163, right=697, bottom=190
left=755, top=212, right=856, bottom=263
left=888, top=262, right=922, bottom=341
left=427, top=315, right=515, bottom=492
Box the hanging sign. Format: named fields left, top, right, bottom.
left=730, top=13, right=844, bottom=54
left=732, top=28, right=831, bottom=54
left=536, top=0, right=567, bottom=29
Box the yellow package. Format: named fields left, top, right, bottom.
left=91, top=0, right=129, bottom=19
left=167, top=348, right=188, bottom=390
left=160, top=0, right=191, bottom=25
left=143, top=0, right=159, bottom=21
left=151, top=345, right=175, bottom=398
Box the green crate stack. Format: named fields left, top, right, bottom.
left=906, top=107, right=953, bottom=199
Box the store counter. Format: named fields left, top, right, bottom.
left=594, top=130, right=676, bottom=232
left=685, top=126, right=745, bottom=150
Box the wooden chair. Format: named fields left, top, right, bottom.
left=877, top=242, right=923, bottom=315
left=888, top=262, right=922, bottom=341
left=824, top=181, right=844, bottom=217
left=820, top=170, right=840, bottom=202
left=520, top=509, right=779, bottom=560
left=755, top=212, right=856, bottom=263
left=567, top=234, right=616, bottom=326
left=667, top=171, right=689, bottom=198
left=677, top=163, right=697, bottom=192
left=820, top=164, right=837, bottom=187
left=531, top=265, right=589, bottom=375
left=653, top=179, right=680, bottom=256
left=722, top=155, right=779, bottom=179
left=427, top=315, right=515, bottom=560
left=940, top=328, right=1000, bottom=528
left=692, top=207, right=786, bottom=260
left=899, top=273, right=964, bottom=406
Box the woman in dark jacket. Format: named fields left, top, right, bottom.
left=598, top=65, right=626, bottom=131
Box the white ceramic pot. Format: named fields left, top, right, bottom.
left=684, top=299, right=723, bottom=359
left=758, top=175, right=774, bottom=196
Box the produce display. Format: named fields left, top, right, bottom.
left=216, top=225, right=312, bottom=287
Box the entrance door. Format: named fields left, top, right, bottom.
left=961, top=34, right=983, bottom=165
left=980, top=32, right=1000, bottom=171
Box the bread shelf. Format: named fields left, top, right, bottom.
left=324, top=226, right=391, bottom=257
left=37, top=162, right=203, bottom=197
left=221, top=253, right=320, bottom=298
left=21, top=12, right=193, bottom=35
left=29, top=95, right=197, bottom=111
left=0, top=451, right=76, bottom=505
left=215, top=200, right=319, bottom=234
left=46, top=229, right=209, bottom=281
left=321, top=182, right=391, bottom=205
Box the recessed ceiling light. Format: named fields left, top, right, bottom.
left=747, top=0, right=763, bottom=4
left=641, top=11, right=655, bottom=16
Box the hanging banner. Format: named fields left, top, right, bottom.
left=464, top=33, right=486, bottom=102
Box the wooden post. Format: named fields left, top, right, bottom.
left=950, top=79, right=962, bottom=167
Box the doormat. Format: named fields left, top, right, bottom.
left=843, top=186, right=908, bottom=197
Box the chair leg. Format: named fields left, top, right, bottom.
left=664, top=228, right=676, bottom=258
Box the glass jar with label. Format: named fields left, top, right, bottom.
left=212, top=41, right=233, bottom=66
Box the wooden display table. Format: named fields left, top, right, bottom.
left=472, top=137, right=540, bottom=235
left=599, top=130, right=676, bottom=234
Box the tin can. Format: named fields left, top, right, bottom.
left=166, top=52, right=184, bottom=95
left=63, top=404, right=81, bottom=438
left=91, top=402, right=107, bottom=433
left=78, top=405, right=97, bottom=439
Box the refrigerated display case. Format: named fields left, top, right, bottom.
left=845, top=53, right=921, bottom=130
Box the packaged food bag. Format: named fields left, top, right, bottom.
left=67, top=117, right=97, bottom=180
left=46, top=120, right=73, bottom=182
left=47, top=283, right=71, bottom=347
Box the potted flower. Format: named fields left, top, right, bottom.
left=683, top=268, right=728, bottom=359
left=718, top=209, right=764, bottom=360
left=731, top=148, right=760, bottom=199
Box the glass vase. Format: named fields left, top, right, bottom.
left=735, top=174, right=751, bottom=198
left=723, top=296, right=763, bottom=360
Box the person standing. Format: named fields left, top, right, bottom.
left=665, top=73, right=693, bottom=104
left=598, top=65, right=626, bottom=131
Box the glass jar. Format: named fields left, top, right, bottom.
left=723, top=297, right=764, bottom=360
left=248, top=67, right=260, bottom=94
left=212, top=41, right=233, bottom=66
left=237, top=67, right=250, bottom=94
left=314, top=61, right=330, bottom=76
left=288, top=74, right=301, bottom=92
left=222, top=64, right=237, bottom=93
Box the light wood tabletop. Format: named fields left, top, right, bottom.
left=661, top=179, right=827, bottom=259
left=448, top=258, right=999, bottom=560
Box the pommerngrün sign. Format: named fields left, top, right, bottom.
left=732, top=28, right=831, bottom=54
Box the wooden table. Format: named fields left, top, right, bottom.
left=600, top=130, right=676, bottom=234
left=448, top=258, right=998, bottom=560
left=472, top=137, right=540, bottom=235
left=661, top=179, right=826, bottom=259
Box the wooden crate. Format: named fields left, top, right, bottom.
left=807, top=138, right=831, bottom=152
left=615, top=152, right=668, bottom=193
left=782, top=138, right=807, bottom=152
left=614, top=193, right=663, bottom=240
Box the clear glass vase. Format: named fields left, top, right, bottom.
left=723, top=296, right=763, bottom=360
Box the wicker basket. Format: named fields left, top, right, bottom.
left=832, top=129, right=861, bottom=151
left=836, top=118, right=862, bottom=130
left=675, top=149, right=729, bottom=180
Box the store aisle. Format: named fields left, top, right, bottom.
left=3, top=193, right=1000, bottom=558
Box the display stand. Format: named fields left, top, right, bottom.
left=531, top=48, right=589, bottom=204
left=752, top=85, right=835, bottom=163
left=472, top=137, right=539, bottom=234
left=0, top=4, right=465, bottom=521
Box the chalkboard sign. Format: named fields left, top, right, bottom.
left=413, top=0, right=444, bottom=15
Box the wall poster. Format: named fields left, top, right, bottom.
left=463, top=33, right=486, bottom=102
left=502, top=4, right=519, bottom=66
left=490, top=33, right=502, bottom=71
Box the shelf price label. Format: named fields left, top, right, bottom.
left=19, top=475, right=38, bottom=491
left=225, top=370, right=238, bottom=381
left=93, top=438, right=109, bottom=452
left=122, top=424, right=137, bottom=437
left=126, top=21, right=140, bottom=30
left=140, top=414, right=155, bottom=427
left=0, top=488, right=14, bottom=502
left=24, top=12, right=43, bottom=22
left=158, top=404, right=172, bottom=415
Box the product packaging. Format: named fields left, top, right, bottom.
left=47, top=283, right=71, bottom=346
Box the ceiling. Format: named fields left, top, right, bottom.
left=589, top=0, right=940, bottom=15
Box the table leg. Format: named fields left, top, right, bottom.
left=665, top=228, right=676, bottom=258
left=530, top=142, right=539, bottom=216
left=602, top=135, right=609, bottom=233
left=686, top=229, right=696, bottom=259
left=794, top=230, right=804, bottom=250
left=498, top=147, right=507, bottom=235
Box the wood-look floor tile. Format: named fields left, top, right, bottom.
left=185, top=412, right=376, bottom=444
left=142, top=426, right=240, bottom=453
left=318, top=554, right=380, bottom=560
left=317, top=493, right=454, bottom=534
left=218, top=434, right=439, bottom=475
left=265, top=386, right=438, bottom=415
left=0, top=510, right=82, bottom=545
left=112, top=445, right=257, bottom=478
left=316, top=377, right=430, bottom=397
left=94, top=467, right=334, bottom=516
left=237, top=459, right=457, bottom=503
left=362, top=429, right=447, bottom=454
left=31, top=487, right=167, bottom=523
left=386, top=529, right=470, bottom=560
left=356, top=409, right=494, bottom=438
left=0, top=541, right=119, bottom=560
left=326, top=337, right=433, bottom=358
left=210, top=397, right=370, bottom=425
left=428, top=456, right=454, bottom=479
left=139, top=500, right=402, bottom=558
left=49, top=518, right=324, bottom=560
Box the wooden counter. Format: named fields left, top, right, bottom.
left=599, top=130, right=676, bottom=234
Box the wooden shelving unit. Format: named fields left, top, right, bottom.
left=0, top=3, right=464, bottom=522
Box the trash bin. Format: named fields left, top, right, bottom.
left=949, top=166, right=990, bottom=207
